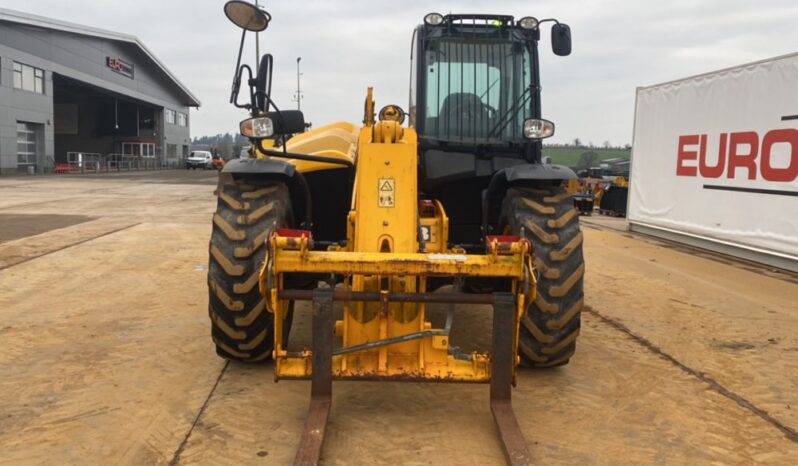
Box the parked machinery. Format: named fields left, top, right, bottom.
left=598, top=176, right=629, bottom=217
left=208, top=3, right=583, bottom=464
left=566, top=178, right=595, bottom=215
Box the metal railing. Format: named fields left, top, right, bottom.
left=53, top=151, right=184, bottom=174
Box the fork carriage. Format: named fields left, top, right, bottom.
left=264, top=227, right=536, bottom=466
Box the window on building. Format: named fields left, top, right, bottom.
left=165, top=109, right=176, bottom=125
left=167, top=144, right=177, bottom=159
left=34, top=68, right=44, bottom=93
left=13, top=62, right=22, bottom=88
left=13, top=62, right=45, bottom=94
left=121, top=142, right=157, bottom=158
left=177, top=112, right=187, bottom=127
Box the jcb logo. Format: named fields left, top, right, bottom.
left=676, top=129, right=798, bottom=182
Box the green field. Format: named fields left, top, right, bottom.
left=542, top=147, right=631, bottom=168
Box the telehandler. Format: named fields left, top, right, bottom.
left=209, top=3, right=584, bottom=464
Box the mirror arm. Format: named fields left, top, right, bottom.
left=536, top=18, right=560, bottom=26
left=253, top=92, right=275, bottom=113
left=232, top=65, right=254, bottom=110
left=248, top=76, right=258, bottom=114
left=229, top=28, right=247, bottom=105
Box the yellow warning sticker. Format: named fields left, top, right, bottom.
left=378, top=178, right=395, bottom=207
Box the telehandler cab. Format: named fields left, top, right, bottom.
left=209, top=3, right=583, bottom=464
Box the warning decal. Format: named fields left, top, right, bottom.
left=378, top=178, right=395, bottom=207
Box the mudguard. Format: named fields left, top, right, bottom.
left=222, top=157, right=297, bottom=177
left=482, top=163, right=578, bottom=233
left=504, top=163, right=578, bottom=182
left=221, top=158, right=311, bottom=227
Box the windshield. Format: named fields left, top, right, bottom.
left=423, top=37, right=533, bottom=143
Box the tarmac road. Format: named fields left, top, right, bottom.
left=0, top=171, right=796, bottom=465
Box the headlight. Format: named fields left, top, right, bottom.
left=523, top=119, right=555, bottom=139
left=424, top=13, right=444, bottom=26
left=240, top=117, right=274, bottom=138
left=518, top=16, right=539, bottom=30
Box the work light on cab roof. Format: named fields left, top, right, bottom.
left=423, top=12, right=444, bottom=26
left=517, top=16, right=539, bottom=29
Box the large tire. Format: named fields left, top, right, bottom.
left=500, top=185, right=584, bottom=368
left=207, top=175, right=294, bottom=362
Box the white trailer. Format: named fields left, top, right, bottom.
left=628, top=53, right=798, bottom=272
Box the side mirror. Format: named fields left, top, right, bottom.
left=224, top=0, right=270, bottom=31
left=240, top=110, right=306, bottom=139
left=551, top=23, right=572, bottom=56
left=255, top=54, right=273, bottom=111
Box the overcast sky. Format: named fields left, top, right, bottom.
left=5, top=0, right=798, bottom=145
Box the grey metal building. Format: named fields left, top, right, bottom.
left=0, top=8, right=200, bottom=175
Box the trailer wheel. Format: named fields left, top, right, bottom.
left=500, top=186, right=584, bottom=368
left=207, top=174, right=294, bottom=361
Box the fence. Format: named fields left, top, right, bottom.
left=53, top=152, right=183, bottom=174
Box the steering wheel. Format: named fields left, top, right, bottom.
left=450, top=96, right=493, bottom=122
left=450, top=100, right=476, bottom=121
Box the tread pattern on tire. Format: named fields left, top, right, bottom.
left=208, top=175, right=293, bottom=362
left=501, top=186, right=584, bottom=368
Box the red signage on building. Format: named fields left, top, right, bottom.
left=106, top=57, right=134, bottom=79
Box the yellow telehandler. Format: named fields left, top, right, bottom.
left=209, top=3, right=583, bottom=464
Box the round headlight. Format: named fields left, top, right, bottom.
left=424, top=13, right=444, bottom=26
left=240, top=116, right=274, bottom=138
left=518, top=16, right=539, bottom=30
left=378, top=105, right=406, bottom=124
left=523, top=119, right=555, bottom=139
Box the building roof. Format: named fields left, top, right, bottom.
left=0, top=7, right=200, bottom=107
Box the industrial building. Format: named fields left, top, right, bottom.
left=0, top=8, right=200, bottom=174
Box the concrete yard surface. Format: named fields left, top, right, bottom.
left=1, top=171, right=797, bottom=465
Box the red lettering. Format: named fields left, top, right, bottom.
left=760, top=128, right=798, bottom=182
left=676, top=128, right=798, bottom=182
left=698, top=133, right=726, bottom=178
left=726, top=131, right=759, bottom=180
left=676, top=135, right=699, bottom=176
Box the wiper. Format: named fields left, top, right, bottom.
left=478, top=78, right=500, bottom=101
left=487, top=85, right=533, bottom=139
